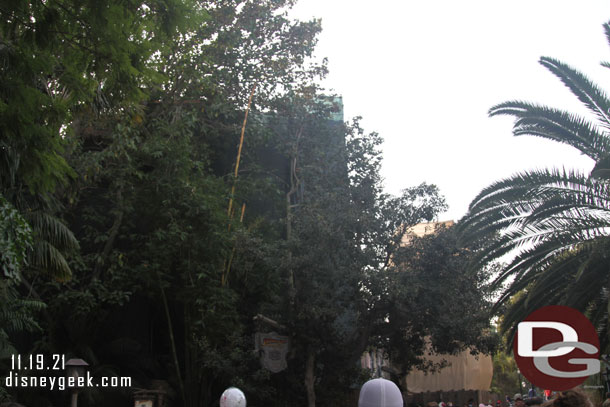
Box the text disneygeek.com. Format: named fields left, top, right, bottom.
left=4, top=371, right=132, bottom=391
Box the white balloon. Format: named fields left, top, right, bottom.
left=358, top=378, right=403, bottom=407
left=220, top=387, right=247, bottom=407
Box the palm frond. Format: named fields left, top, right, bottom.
left=461, top=167, right=610, bottom=338
left=24, top=211, right=79, bottom=252
left=467, top=168, right=606, bottom=214
left=489, top=101, right=608, bottom=161
left=0, top=281, right=45, bottom=359
left=604, top=22, right=610, bottom=52
left=19, top=211, right=78, bottom=281
left=600, top=21, right=610, bottom=73
left=498, top=245, right=610, bottom=349
left=30, top=240, right=72, bottom=281
left=540, top=57, right=610, bottom=129
left=460, top=169, right=610, bottom=251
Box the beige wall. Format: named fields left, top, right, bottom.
left=405, top=349, right=493, bottom=393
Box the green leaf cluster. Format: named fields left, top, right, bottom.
left=0, top=195, right=32, bottom=279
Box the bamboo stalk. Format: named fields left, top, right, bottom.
left=156, top=271, right=185, bottom=403
left=223, top=85, right=256, bottom=286
left=222, top=203, right=246, bottom=286
left=227, top=84, right=256, bottom=218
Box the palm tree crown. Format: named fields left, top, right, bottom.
left=459, top=22, right=610, bottom=348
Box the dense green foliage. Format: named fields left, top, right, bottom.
left=0, top=1, right=496, bottom=406
left=459, top=21, right=610, bottom=348
left=0, top=195, right=31, bottom=280
left=383, top=225, right=497, bottom=379
left=490, top=351, right=520, bottom=398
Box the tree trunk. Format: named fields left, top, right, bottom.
left=157, top=271, right=186, bottom=404
left=305, top=346, right=316, bottom=407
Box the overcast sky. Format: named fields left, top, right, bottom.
left=290, top=1, right=610, bottom=221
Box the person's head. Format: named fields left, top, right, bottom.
left=220, top=387, right=246, bottom=407
left=606, top=392, right=610, bottom=400
left=541, top=390, right=591, bottom=407
left=358, top=378, right=403, bottom=407
left=514, top=394, right=525, bottom=407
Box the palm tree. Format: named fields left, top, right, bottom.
left=459, top=22, right=610, bottom=348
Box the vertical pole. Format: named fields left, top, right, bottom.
left=223, top=85, right=256, bottom=286
left=227, top=85, right=256, bottom=219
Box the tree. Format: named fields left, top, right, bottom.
left=459, top=21, right=610, bottom=347
left=253, top=91, right=497, bottom=405
left=490, top=350, right=520, bottom=397
left=0, top=0, right=197, bottom=343
left=378, top=223, right=498, bottom=386
left=3, top=1, right=329, bottom=405
left=0, top=2, right=204, bottom=403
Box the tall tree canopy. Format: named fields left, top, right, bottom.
left=459, top=21, right=610, bottom=348
left=257, top=95, right=497, bottom=405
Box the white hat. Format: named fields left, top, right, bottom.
left=514, top=394, right=523, bottom=401
left=220, top=387, right=246, bottom=407
left=358, top=378, right=403, bottom=407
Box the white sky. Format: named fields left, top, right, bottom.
left=290, top=1, right=610, bottom=221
